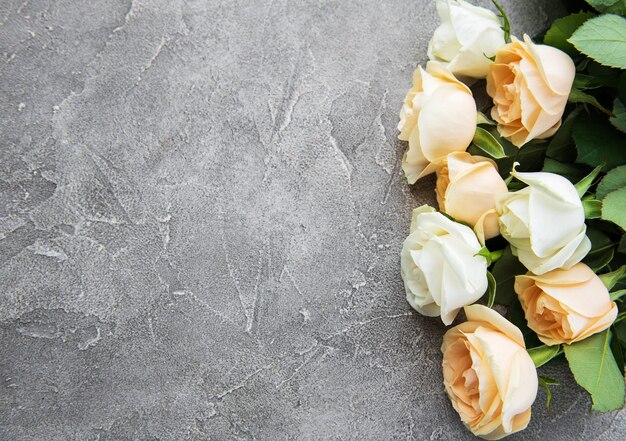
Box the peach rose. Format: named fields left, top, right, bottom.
left=436, top=152, right=508, bottom=242
left=398, top=62, right=477, bottom=183
left=442, top=305, right=538, bottom=440
left=515, top=263, right=618, bottom=346
left=486, top=35, right=575, bottom=147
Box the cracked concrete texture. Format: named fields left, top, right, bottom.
left=1, top=0, right=624, bottom=439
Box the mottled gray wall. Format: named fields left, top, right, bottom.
left=0, top=0, right=624, bottom=439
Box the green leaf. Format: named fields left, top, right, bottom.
left=529, top=345, right=562, bottom=368
left=544, top=12, right=595, bottom=55
left=487, top=271, right=496, bottom=308
left=574, top=73, right=606, bottom=90
left=563, top=330, right=625, bottom=412
left=597, top=165, right=626, bottom=199
left=575, top=163, right=604, bottom=197
left=476, top=247, right=492, bottom=264
left=490, top=246, right=527, bottom=306
left=602, top=187, right=626, bottom=230
left=477, top=112, right=495, bottom=126
left=538, top=376, right=559, bottom=414
left=573, top=112, right=626, bottom=171
left=489, top=249, right=504, bottom=264
left=610, top=99, right=626, bottom=133
left=615, top=321, right=626, bottom=350
left=599, top=264, right=626, bottom=290
left=610, top=327, right=625, bottom=376
left=620, top=235, right=626, bottom=254
left=583, top=199, right=603, bottom=218
left=610, top=289, right=626, bottom=301
left=547, top=109, right=579, bottom=162
left=568, top=88, right=612, bottom=115
left=476, top=247, right=505, bottom=266
left=585, top=0, right=625, bottom=14
left=569, top=15, right=626, bottom=69
left=542, top=158, right=589, bottom=183
left=472, top=127, right=507, bottom=159
left=584, top=228, right=616, bottom=272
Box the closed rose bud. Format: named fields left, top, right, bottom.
left=442, top=305, right=538, bottom=440
left=428, top=0, right=506, bottom=79
left=496, top=167, right=590, bottom=275
left=515, top=263, right=618, bottom=346
left=486, top=35, right=575, bottom=147
left=398, top=62, right=477, bottom=184
left=436, top=152, right=508, bottom=241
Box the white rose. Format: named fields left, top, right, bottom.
left=398, top=62, right=477, bottom=184
left=401, top=205, right=488, bottom=325
left=428, top=0, right=506, bottom=79
left=496, top=167, right=591, bottom=275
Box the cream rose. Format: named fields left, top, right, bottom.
left=515, top=263, right=618, bottom=346
left=487, top=35, right=575, bottom=147
left=436, top=152, right=508, bottom=242
left=428, top=0, right=506, bottom=79
left=442, top=305, right=538, bottom=440
left=496, top=167, right=590, bottom=275
left=398, top=62, right=477, bottom=184
left=401, top=205, right=488, bottom=325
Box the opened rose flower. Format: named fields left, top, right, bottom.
left=398, top=62, right=477, bottom=184
left=442, top=304, right=538, bottom=440
left=496, top=167, right=590, bottom=275
left=428, top=0, right=506, bottom=79
left=435, top=152, right=508, bottom=242
left=486, top=35, right=575, bottom=147
left=400, top=205, right=488, bottom=325
left=515, top=263, right=618, bottom=346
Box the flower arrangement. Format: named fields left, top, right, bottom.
left=398, top=0, right=626, bottom=438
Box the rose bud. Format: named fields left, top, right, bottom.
left=496, top=167, right=590, bottom=275
left=398, top=62, right=477, bottom=184
left=436, top=152, right=508, bottom=242
left=428, top=0, right=506, bottom=79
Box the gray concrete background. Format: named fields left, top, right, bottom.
left=0, top=0, right=624, bottom=439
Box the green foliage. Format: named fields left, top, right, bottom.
left=597, top=165, right=626, bottom=199
left=610, top=99, right=626, bottom=133
left=538, top=376, right=559, bottom=414
left=542, top=158, right=589, bottom=183
left=490, top=0, right=510, bottom=41
left=573, top=112, right=626, bottom=171
left=568, top=88, right=612, bottom=114
left=599, top=264, right=626, bottom=289
left=602, top=186, right=626, bottom=230
left=544, top=12, right=595, bottom=55
left=477, top=112, right=495, bottom=126
left=575, top=163, right=605, bottom=197
left=472, top=127, right=506, bottom=159
left=490, top=246, right=526, bottom=306
left=583, top=198, right=603, bottom=218
left=584, top=228, right=616, bottom=271
left=563, top=330, right=625, bottom=412
left=569, top=15, right=626, bottom=69
left=610, top=289, right=626, bottom=301
left=546, top=109, right=579, bottom=162
left=486, top=271, right=496, bottom=308
left=528, top=345, right=562, bottom=368
left=585, top=0, right=626, bottom=14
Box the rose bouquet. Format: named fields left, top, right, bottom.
left=398, top=0, right=626, bottom=438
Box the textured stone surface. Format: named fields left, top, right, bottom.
left=1, top=0, right=624, bottom=439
